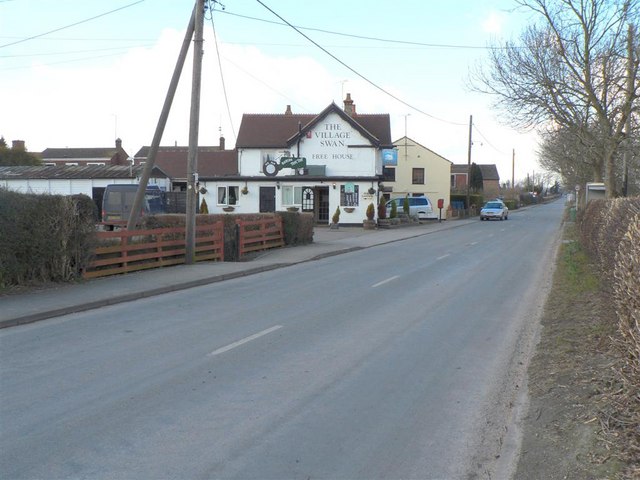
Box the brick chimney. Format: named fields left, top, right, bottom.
left=285, top=104, right=292, bottom=115
left=219, top=135, right=225, bottom=150
left=12, top=140, right=25, bottom=150
left=343, top=93, right=356, bottom=116
left=115, top=138, right=122, bottom=150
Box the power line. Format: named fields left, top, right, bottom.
left=254, top=0, right=466, bottom=127
left=473, top=123, right=506, bottom=155
left=207, top=0, right=236, bottom=141
left=221, top=9, right=493, bottom=50
left=0, top=0, right=146, bottom=49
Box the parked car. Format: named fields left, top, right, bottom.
left=480, top=201, right=509, bottom=221
left=385, top=196, right=437, bottom=219
left=102, top=184, right=166, bottom=230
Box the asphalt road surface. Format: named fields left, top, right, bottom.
left=0, top=202, right=564, bottom=479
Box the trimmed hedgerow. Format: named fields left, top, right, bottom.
left=0, top=189, right=97, bottom=287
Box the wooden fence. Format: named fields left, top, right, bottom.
left=84, top=222, right=224, bottom=279
left=236, top=217, right=285, bottom=257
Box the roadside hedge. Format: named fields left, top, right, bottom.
left=0, top=189, right=97, bottom=287
left=578, top=196, right=640, bottom=467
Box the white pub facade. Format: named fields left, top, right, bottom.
left=200, top=96, right=395, bottom=224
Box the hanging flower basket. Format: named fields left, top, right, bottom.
left=344, top=207, right=355, bottom=213
left=222, top=206, right=235, bottom=212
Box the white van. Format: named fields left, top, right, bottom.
left=385, top=196, right=436, bottom=219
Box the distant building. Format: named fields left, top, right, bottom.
left=451, top=164, right=501, bottom=199
left=387, top=136, right=452, bottom=211
left=40, top=138, right=130, bottom=167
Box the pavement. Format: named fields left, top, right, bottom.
left=0, top=218, right=477, bottom=329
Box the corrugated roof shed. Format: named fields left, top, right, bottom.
left=0, top=165, right=167, bottom=180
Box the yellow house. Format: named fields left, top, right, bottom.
left=384, top=136, right=452, bottom=214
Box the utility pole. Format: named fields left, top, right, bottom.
left=512, top=148, right=515, bottom=190
left=127, top=7, right=196, bottom=230
left=185, top=0, right=205, bottom=264
left=466, top=114, right=472, bottom=216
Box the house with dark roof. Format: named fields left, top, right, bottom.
left=133, top=138, right=237, bottom=191
left=40, top=138, right=130, bottom=167
left=451, top=164, right=501, bottom=199
left=199, top=94, right=393, bottom=223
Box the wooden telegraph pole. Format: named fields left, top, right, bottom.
left=466, top=115, right=472, bottom=216
left=126, top=1, right=205, bottom=266
left=185, top=0, right=205, bottom=264
left=126, top=6, right=196, bottom=231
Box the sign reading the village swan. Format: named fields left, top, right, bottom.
left=307, top=123, right=355, bottom=161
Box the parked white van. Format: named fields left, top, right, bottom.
left=385, top=196, right=437, bottom=219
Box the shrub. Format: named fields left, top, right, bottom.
left=277, top=211, right=314, bottom=246
left=199, top=197, right=209, bottom=214
left=378, top=197, right=387, bottom=219
left=390, top=200, right=398, bottom=218
left=332, top=207, right=340, bottom=224
left=366, top=202, right=375, bottom=220
left=403, top=196, right=410, bottom=215
left=0, top=189, right=96, bottom=287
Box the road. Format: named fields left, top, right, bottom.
left=0, top=202, right=564, bottom=479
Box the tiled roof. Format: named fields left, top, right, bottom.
left=40, top=147, right=127, bottom=159
left=452, top=164, right=500, bottom=180
left=0, top=165, right=167, bottom=180
left=133, top=146, right=238, bottom=179
left=236, top=103, right=392, bottom=149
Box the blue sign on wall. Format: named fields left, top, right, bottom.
left=382, top=149, right=398, bottom=166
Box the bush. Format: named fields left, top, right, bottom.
left=503, top=199, right=518, bottom=211
left=332, top=207, right=340, bottom=224
left=577, top=196, right=640, bottom=468
left=366, top=202, right=375, bottom=220
left=403, top=196, right=410, bottom=215
left=0, top=189, right=97, bottom=287
left=277, top=211, right=314, bottom=246
left=378, top=197, right=387, bottom=219
left=390, top=200, right=398, bottom=218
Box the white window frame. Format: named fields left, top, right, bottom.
left=217, top=186, right=239, bottom=206
left=281, top=185, right=303, bottom=206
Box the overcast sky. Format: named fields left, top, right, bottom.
left=1, top=0, right=543, bottom=182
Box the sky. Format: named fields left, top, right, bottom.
left=0, top=0, right=544, bottom=183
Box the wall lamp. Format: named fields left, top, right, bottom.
left=276, top=181, right=280, bottom=189
left=332, top=182, right=336, bottom=189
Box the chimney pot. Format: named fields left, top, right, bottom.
left=285, top=105, right=292, bottom=115
left=219, top=136, right=225, bottom=150
left=343, top=93, right=355, bottom=116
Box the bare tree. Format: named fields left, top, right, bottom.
left=472, top=0, right=639, bottom=197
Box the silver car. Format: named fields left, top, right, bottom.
left=480, top=201, right=509, bottom=221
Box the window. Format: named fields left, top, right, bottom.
left=412, top=168, right=425, bottom=184
left=217, top=186, right=239, bottom=205
left=340, top=185, right=359, bottom=207
left=282, top=186, right=303, bottom=205
left=383, top=167, right=396, bottom=182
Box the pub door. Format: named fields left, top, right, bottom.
left=259, top=186, right=276, bottom=213
left=316, top=187, right=330, bottom=224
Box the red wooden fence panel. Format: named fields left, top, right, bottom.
left=84, top=222, right=224, bottom=279
left=236, top=217, right=284, bottom=257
